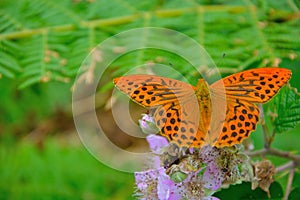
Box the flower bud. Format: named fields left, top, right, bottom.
left=139, top=114, right=160, bottom=134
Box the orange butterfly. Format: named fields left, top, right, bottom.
left=114, top=68, right=291, bottom=149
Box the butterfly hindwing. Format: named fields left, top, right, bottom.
left=152, top=100, right=204, bottom=148
left=213, top=99, right=260, bottom=147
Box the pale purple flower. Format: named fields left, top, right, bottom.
left=146, top=134, right=169, bottom=154
left=135, top=166, right=218, bottom=200
left=135, top=114, right=252, bottom=199
left=203, top=162, right=223, bottom=190
left=199, top=145, right=220, bottom=163
left=189, top=148, right=194, bottom=154
left=135, top=167, right=181, bottom=200
left=204, top=197, right=220, bottom=200
left=135, top=168, right=161, bottom=199
left=145, top=134, right=169, bottom=168
left=157, top=169, right=182, bottom=200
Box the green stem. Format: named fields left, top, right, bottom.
left=0, top=5, right=248, bottom=40
left=246, top=1, right=276, bottom=62
left=258, top=104, right=272, bottom=148
left=0, top=15, right=138, bottom=40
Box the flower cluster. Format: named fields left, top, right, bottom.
left=135, top=114, right=253, bottom=200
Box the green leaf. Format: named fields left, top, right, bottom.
left=0, top=65, right=14, bottom=78
left=0, top=0, right=299, bottom=88
left=270, top=86, right=300, bottom=133
left=18, top=76, right=42, bottom=89
left=289, top=187, right=300, bottom=200
left=214, top=182, right=283, bottom=200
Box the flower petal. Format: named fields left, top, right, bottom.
left=157, top=168, right=182, bottom=200
left=147, top=134, right=169, bottom=154
left=203, top=163, right=223, bottom=190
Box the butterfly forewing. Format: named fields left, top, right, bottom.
left=211, top=68, right=292, bottom=103
left=114, top=75, right=195, bottom=107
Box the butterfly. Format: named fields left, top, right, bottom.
left=114, top=68, right=291, bottom=149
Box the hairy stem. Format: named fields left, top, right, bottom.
left=248, top=103, right=300, bottom=199
left=258, top=104, right=271, bottom=149
left=283, top=168, right=295, bottom=200
left=248, top=147, right=300, bottom=164
left=276, top=161, right=295, bottom=173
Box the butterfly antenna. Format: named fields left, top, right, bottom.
left=217, top=53, right=226, bottom=66
left=205, top=53, right=226, bottom=77
left=214, top=53, right=226, bottom=68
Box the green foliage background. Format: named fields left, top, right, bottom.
left=0, top=0, right=300, bottom=199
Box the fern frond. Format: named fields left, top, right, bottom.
left=0, top=0, right=299, bottom=88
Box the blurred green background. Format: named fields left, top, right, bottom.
left=1, top=0, right=300, bottom=199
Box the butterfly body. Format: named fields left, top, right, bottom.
left=194, top=79, right=212, bottom=146
left=114, top=68, right=291, bottom=149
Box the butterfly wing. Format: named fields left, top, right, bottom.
left=211, top=67, right=291, bottom=103
left=150, top=98, right=205, bottom=148
left=114, top=75, right=203, bottom=148
left=213, top=99, right=260, bottom=147
left=210, top=67, right=291, bottom=147
left=114, top=75, right=194, bottom=106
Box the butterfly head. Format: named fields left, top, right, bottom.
left=195, top=79, right=210, bottom=101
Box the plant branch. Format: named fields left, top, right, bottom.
left=0, top=15, right=138, bottom=40
left=248, top=147, right=300, bottom=164
left=258, top=104, right=271, bottom=149
left=283, top=168, right=295, bottom=200
left=248, top=104, right=300, bottom=166
left=276, top=161, right=295, bottom=173
left=0, top=5, right=248, bottom=40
